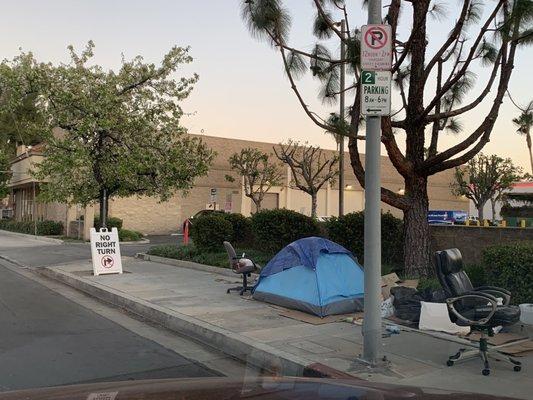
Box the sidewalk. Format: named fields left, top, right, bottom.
left=41, top=256, right=532, bottom=399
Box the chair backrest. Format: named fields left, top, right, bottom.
left=434, top=248, right=474, bottom=298
left=223, top=241, right=239, bottom=270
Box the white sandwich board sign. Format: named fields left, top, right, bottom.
left=90, top=227, right=123, bottom=276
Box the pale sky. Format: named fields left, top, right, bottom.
left=1, top=0, right=531, bottom=171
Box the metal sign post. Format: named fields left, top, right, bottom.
left=362, top=0, right=387, bottom=365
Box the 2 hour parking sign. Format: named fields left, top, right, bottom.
left=90, top=227, right=123, bottom=276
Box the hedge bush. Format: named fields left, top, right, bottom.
left=118, top=229, right=143, bottom=242
left=0, top=219, right=63, bottom=235
left=325, top=211, right=403, bottom=268
left=94, top=216, right=123, bottom=230
left=250, top=208, right=320, bottom=253
left=221, top=212, right=254, bottom=246
left=482, top=242, right=533, bottom=304
left=464, top=264, right=487, bottom=288
left=148, top=244, right=273, bottom=268
left=190, top=213, right=233, bottom=251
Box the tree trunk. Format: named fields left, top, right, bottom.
left=477, top=203, right=484, bottom=221
left=252, top=197, right=261, bottom=214
left=526, top=130, right=533, bottom=175
left=490, top=198, right=497, bottom=222
left=311, top=193, right=317, bottom=218
left=403, top=177, right=431, bottom=277
left=99, top=188, right=108, bottom=229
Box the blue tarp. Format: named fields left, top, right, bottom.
left=253, top=237, right=364, bottom=317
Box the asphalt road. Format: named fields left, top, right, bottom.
left=0, top=232, right=245, bottom=392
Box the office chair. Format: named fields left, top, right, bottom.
left=434, top=248, right=522, bottom=376
left=223, top=241, right=259, bottom=295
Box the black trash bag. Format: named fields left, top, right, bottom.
left=390, top=286, right=428, bottom=322
left=430, top=288, right=447, bottom=303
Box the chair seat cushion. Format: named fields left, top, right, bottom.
left=235, top=258, right=256, bottom=274
left=457, top=305, right=520, bottom=327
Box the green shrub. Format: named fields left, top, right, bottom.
left=325, top=211, right=403, bottom=268
left=37, top=220, right=63, bottom=235
left=250, top=208, right=320, bottom=253
left=221, top=213, right=253, bottom=246
left=417, top=277, right=441, bottom=292
left=148, top=244, right=273, bottom=268
left=118, top=229, right=143, bottom=242
left=0, top=219, right=63, bottom=235
left=464, top=264, right=487, bottom=288
left=190, top=213, right=233, bottom=251
left=94, top=216, right=123, bottom=230
left=148, top=244, right=193, bottom=259
left=482, top=243, right=533, bottom=304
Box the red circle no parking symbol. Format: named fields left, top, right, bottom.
left=364, top=27, right=388, bottom=49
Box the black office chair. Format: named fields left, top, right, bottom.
left=434, top=248, right=522, bottom=376
left=223, top=241, right=259, bottom=295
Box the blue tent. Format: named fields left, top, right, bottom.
left=253, top=237, right=364, bottom=317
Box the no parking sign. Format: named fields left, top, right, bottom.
left=90, top=227, right=123, bottom=276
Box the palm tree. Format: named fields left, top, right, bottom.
left=512, top=101, right=533, bottom=175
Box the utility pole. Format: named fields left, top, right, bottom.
left=363, top=0, right=383, bottom=365
left=338, top=19, right=346, bottom=216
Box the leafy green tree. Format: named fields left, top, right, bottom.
left=451, top=154, right=523, bottom=220
left=241, top=0, right=531, bottom=276
left=0, top=53, right=46, bottom=154
left=274, top=140, right=338, bottom=218
left=3, top=42, right=214, bottom=227
left=512, top=101, right=533, bottom=174
left=225, top=148, right=283, bottom=212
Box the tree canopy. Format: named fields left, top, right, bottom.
left=451, top=153, right=523, bottom=220
left=225, top=147, right=283, bottom=212
left=512, top=100, right=533, bottom=174
left=0, top=53, right=46, bottom=154
left=241, top=0, right=532, bottom=275
left=274, top=140, right=338, bottom=218
left=2, top=42, right=214, bottom=223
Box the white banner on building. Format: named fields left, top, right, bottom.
left=90, top=227, right=123, bottom=276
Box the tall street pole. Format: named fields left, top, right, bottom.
left=338, top=19, right=346, bottom=217
left=363, top=0, right=382, bottom=365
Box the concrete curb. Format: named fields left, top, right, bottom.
left=0, top=229, right=64, bottom=244
left=122, top=238, right=150, bottom=245
left=39, top=266, right=312, bottom=376
left=137, top=253, right=259, bottom=279
left=0, top=253, right=30, bottom=268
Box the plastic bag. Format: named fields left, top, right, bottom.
left=381, top=296, right=395, bottom=318
left=390, top=286, right=424, bottom=322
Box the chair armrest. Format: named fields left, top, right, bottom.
left=474, top=286, right=511, bottom=305
left=446, top=291, right=498, bottom=326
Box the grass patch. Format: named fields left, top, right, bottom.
left=147, top=244, right=273, bottom=268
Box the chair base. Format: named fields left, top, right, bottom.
left=446, top=334, right=522, bottom=375
left=226, top=273, right=253, bottom=296
left=226, top=286, right=252, bottom=296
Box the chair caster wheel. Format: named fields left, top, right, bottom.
left=514, top=366, right=521, bottom=372
left=446, top=360, right=454, bottom=367
left=482, top=369, right=490, bottom=376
